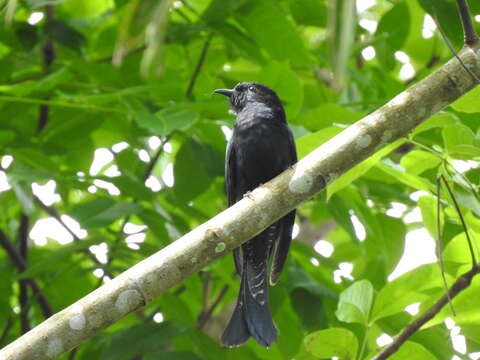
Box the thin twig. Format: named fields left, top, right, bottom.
left=34, top=196, right=79, bottom=241
left=456, top=0, right=479, bottom=46
left=37, top=4, right=55, bottom=133
left=440, top=175, right=476, bottom=267
left=142, top=135, right=172, bottom=182
left=0, top=230, right=53, bottom=318
left=436, top=177, right=455, bottom=316
left=198, top=285, right=229, bottom=330
left=372, top=264, right=480, bottom=360
left=0, top=316, right=13, bottom=346
left=34, top=196, right=115, bottom=281
left=18, top=214, right=30, bottom=334
left=432, top=12, right=480, bottom=84
left=186, top=34, right=213, bottom=100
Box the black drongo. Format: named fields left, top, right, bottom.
left=214, top=82, right=297, bottom=348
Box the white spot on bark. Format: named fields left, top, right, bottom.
left=115, top=289, right=142, bottom=312
left=289, top=169, right=314, bottom=194
left=146, top=273, right=156, bottom=283
left=69, top=306, right=86, bottom=330
left=215, top=242, right=226, bottom=253
left=46, top=338, right=63, bottom=358
left=191, top=254, right=198, bottom=264
left=356, top=134, right=372, bottom=149
left=390, top=92, right=409, bottom=107
left=381, top=130, right=394, bottom=144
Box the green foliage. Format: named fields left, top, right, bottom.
left=0, top=0, right=480, bottom=359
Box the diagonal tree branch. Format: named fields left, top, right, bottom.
left=0, top=230, right=53, bottom=319
left=372, top=264, right=480, bottom=360
left=0, top=42, right=479, bottom=360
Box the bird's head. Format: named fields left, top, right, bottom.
left=214, top=82, right=283, bottom=113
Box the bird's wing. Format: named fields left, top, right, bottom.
left=269, top=128, right=297, bottom=285
left=226, top=139, right=243, bottom=276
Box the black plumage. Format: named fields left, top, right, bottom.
left=214, top=82, right=297, bottom=348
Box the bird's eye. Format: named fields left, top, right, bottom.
left=248, top=86, right=256, bottom=92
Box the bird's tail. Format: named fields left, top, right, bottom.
left=221, top=259, right=277, bottom=348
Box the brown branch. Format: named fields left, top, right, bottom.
left=37, top=5, right=56, bottom=133
left=18, top=214, right=30, bottom=334
left=432, top=12, right=480, bottom=84
left=185, top=34, right=213, bottom=100
left=372, top=264, right=480, bottom=360
left=0, top=230, right=53, bottom=318
left=198, top=285, right=229, bottom=330
left=33, top=196, right=79, bottom=241
left=142, top=135, right=172, bottom=182
left=440, top=175, right=476, bottom=266
left=0, top=316, right=13, bottom=346
left=456, top=0, right=479, bottom=46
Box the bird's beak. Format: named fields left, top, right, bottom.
left=213, top=89, right=234, bottom=97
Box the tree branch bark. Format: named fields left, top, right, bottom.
left=0, top=43, right=479, bottom=360
left=0, top=230, right=53, bottom=319
left=372, top=264, right=480, bottom=360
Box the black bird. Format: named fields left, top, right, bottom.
left=214, top=82, right=297, bottom=348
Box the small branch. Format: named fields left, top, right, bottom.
left=432, top=12, right=480, bottom=84
left=142, top=135, right=172, bottom=182
left=34, top=196, right=115, bottom=280
left=0, top=316, right=13, bottom=346
left=185, top=34, right=213, bottom=100
left=105, top=136, right=172, bottom=273
left=0, top=230, right=53, bottom=318
left=18, top=214, right=30, bottom=334
left=37, top=5, right=55, bottom=133
left=198, top=285, right=229, bottom=330
left=440, top=175, right=476, bottom=266
left=373, top=264, right=480, bottom=360
left=34, top=197, right=79, bottom=241
left=456, top=0, right=479, bottom=46
left=435, top=177, right=455, bottom=316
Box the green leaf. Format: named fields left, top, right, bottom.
left=70, top=197, right=142, bottom=228
left=173, top=138, right=219, bottom=203
left=388, top=341, right=437, bottom=360
left=293, top=103, right=364, bottom=131
left=236, top=0, right=310, bottom=66
left=413, top=112, right=457, bottom=134
left=0, top=130, right=16, bottom=147
left=289, top=0, right=327, bottom=27
left=327, top=140, right=402, bottom=199
left=371, top=264, right=449, bottom=321
left=451, top=86, right=480, bottom=113
left=134, top=106, right=199, bottom=136
left=443, top=232, right=474, bottom=277
left=304, top=328, right=358, bottom=360
left=17, top=237, right=102, bottom=279
left=442, top=124, right=474, bottom=153
left=102, top=322, right=188, bottom=360
left=418, top=195, right=443, bottom=241
left=375, top=3, right=410, bottom=69
left=335, top=279, right=374, bottom=325
left=418, top=0, right=463, bottom=48
left=400, top=150, right=441, bottom=175
left=296, top=127, right=343, bottom=159
left=45, top=20, right=86, bottom=51
left=144, top=352, right=201, bottom=360
left=258, top=61, right=303, bottom=119
left=376, top=159, right=434, bottom=192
